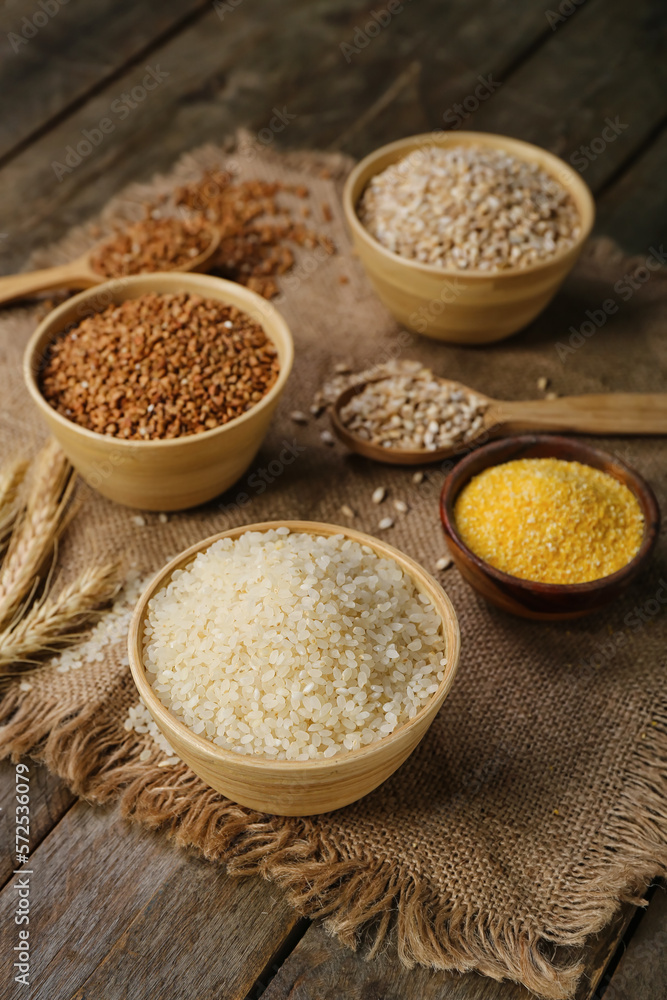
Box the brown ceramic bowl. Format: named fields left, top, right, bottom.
left=439, top=435, right=660, bottom=620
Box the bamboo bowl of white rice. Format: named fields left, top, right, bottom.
left=128, top=521, right=460, bottom=816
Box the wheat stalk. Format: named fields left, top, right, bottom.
left=0, top=457, right=28, bottom=553
left=0, top=562, right=120, bottom=672
left=0, top=440, right=74, bottom=630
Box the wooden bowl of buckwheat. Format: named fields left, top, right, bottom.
left=23, top=273, right=294, bottom=511
left=343, top=131, right=595, bottom=344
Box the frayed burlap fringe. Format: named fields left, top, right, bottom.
left=1, top=677, right=665, bottom=999
left=1, top=137, right=666, bottom=999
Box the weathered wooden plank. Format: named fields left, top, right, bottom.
left=289, top=0, right=552, bottom=158
left=0, top=0, right=553, bottom=275
left=259, top=923, right=530, bottom=1000
left=594, top=125, right=667, bottom=255
left=0, top=0, right=211, bottom=162
left=471, top=0, right=667, bottom=193
left=0, top=0, right=664, bottom=279
left=69, top=865, right=306, bottom=1000
left=0, top=0, right=310, bottom=273
left=0, top=757, right=75, bottom=890
left=0, top=800, right=181, bottom=999
left=258, top=901, right=642, bottom=1000
left=0, top=794, right=304, bottom=1000
left=602, top=888, right=667, bottom=1000
left=573, top=902, right=640, bottom=1000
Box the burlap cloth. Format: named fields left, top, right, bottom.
left=1, top=136, right=665, bottom=999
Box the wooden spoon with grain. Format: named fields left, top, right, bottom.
left=0, top=224, right=221, bottom=307
left=331, top=376, right=667, bottom=466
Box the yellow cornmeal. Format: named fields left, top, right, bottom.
left=453, top=458, right=644, bottom=584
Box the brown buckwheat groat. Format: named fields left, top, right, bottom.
left=39, top=292, right=280, bottom=440
left=90, top=216, right=213, bottom=278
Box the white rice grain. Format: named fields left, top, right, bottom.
left=143, top=529, right=447, bottom=760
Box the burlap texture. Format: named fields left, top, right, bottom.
left=1, top=136, right=666, bottom=999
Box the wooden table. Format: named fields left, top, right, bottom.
left=0, top=2, right=666, bottom=997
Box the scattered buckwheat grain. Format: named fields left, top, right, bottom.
left=174, top=169, right=335, bottom=298
left=90, top=215, right=214, bottom=278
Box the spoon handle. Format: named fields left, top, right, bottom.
left=0, top=261, right=100, bottom=307
left=492, top=394, right=667, bottom=435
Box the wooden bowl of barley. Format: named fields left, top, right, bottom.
left=23, top=273, right=294, bottom=511
left=343, top=132, right=595, bottom=345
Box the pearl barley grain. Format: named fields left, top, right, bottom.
left=359, top=145, right=580, bottom=272
left=341, top=372, right=486, bottom=453
left=143, top=529, right=447, bottom=760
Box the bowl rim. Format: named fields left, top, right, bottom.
left=439, top=434, right=660, bottom=595
left=22, top=272, right=295, bottom=450
left=128, top=519, right=461, bottom=772
left=342, top=130, right=596, bottom=281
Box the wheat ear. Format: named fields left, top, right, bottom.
left=0, top=562, right=120, bottom=671
left=0, top=440, right=74, bottom=629
left=0, top=457, right=28, bottom=553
